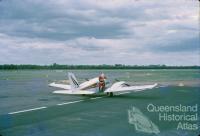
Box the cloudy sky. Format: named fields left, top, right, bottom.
left=0, top=0, right=199, bottom=65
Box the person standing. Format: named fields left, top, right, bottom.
left=98, top=73, right=106, bottom=92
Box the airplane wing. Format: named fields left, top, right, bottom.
left=49, top=82, right=71, bottom=90
left=104, top=81, right=158, bottom=93
left=79, top=77, right=99, bottom=90
left=53, top=88, right=98, bottom=95
left=49, top=72, right=100, bottom=95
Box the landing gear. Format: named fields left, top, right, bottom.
left=107, top=92, right=113, bottom=97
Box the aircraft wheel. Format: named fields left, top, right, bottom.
left=109, top=92, right=113, bottom=97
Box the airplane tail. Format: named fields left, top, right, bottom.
left=68, top=72, right=79, bottom=89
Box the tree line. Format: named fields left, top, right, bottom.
left=0, top=64, right=199, bottom=70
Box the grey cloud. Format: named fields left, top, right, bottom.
left=0, top=0, right=199, bottom=65
left=152, top=37, right=199, bottom=53
left=0, top=0, right=132, bottom=39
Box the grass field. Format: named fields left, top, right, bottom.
left=0, top=69, right=199, bottom=136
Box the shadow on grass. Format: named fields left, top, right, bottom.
left=110, top=94, right=161, bottom=100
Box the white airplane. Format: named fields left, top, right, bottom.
left=49, top=72, right=158, bottom=97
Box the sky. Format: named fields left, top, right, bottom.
left=0, top=0, right=199, bottom=65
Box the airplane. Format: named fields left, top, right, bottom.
left=49, top=72, right=158, bottom=97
